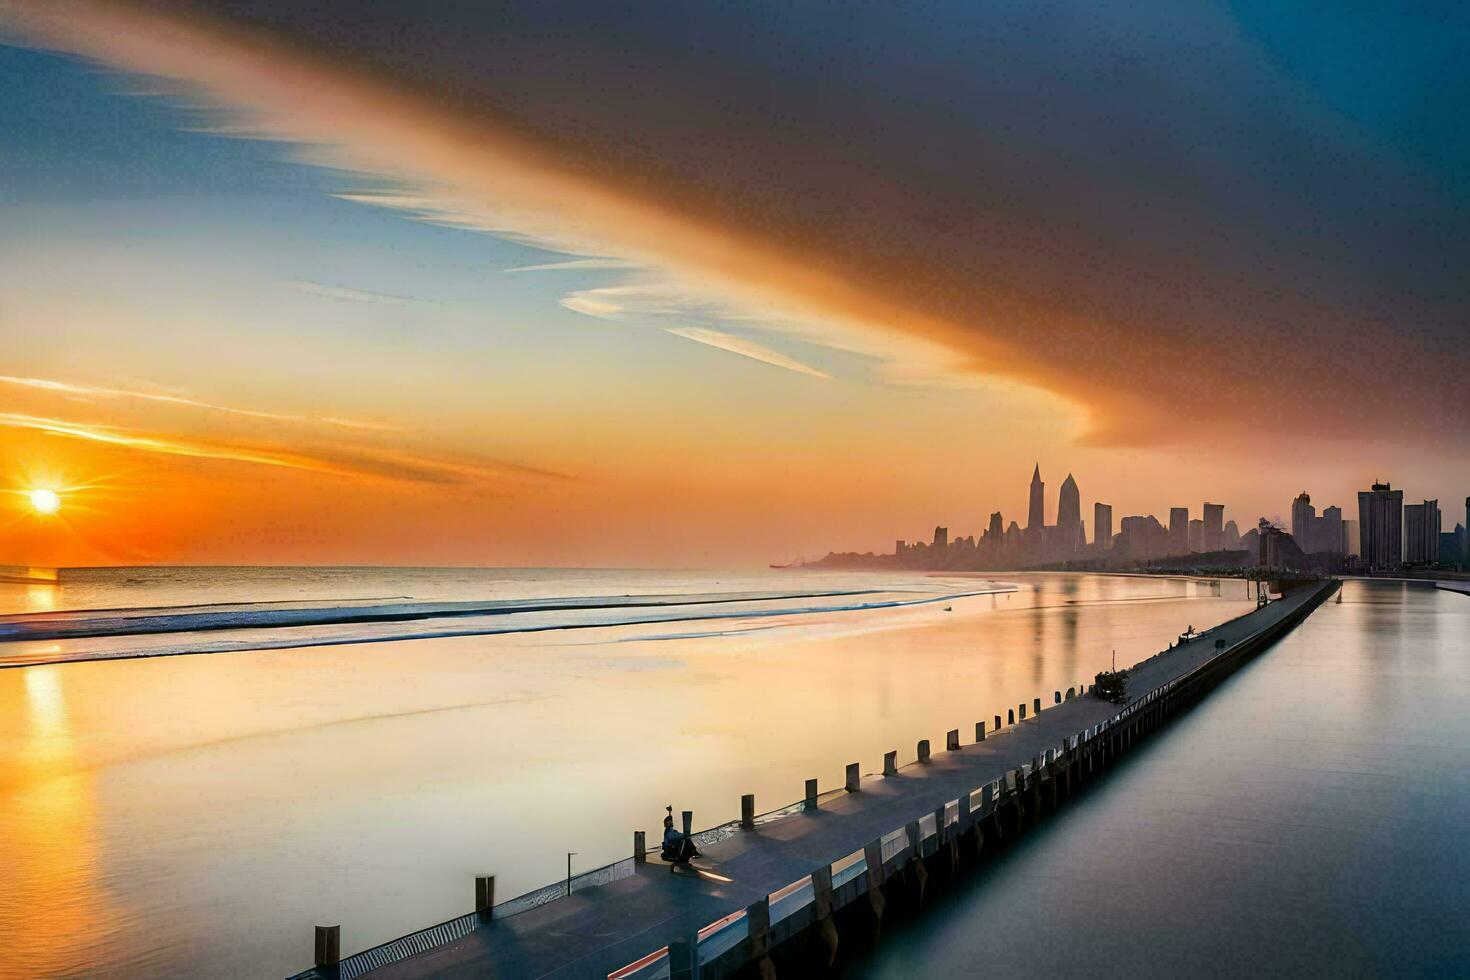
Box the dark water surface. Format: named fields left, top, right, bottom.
left=857, top=580, right=1470, bottom=978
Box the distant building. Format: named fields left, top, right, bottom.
left=1119, top=514, right=1168, bottom=560
left=1222, top=519, right=1242, bottom=551
left=1027, top=464, right=1045, bottom=531
left=1289, top=491, right=1343, bottom=554
left=1403, top=500, right=1439, bottom=564
left=932, top=525, right=949, bottom=551
left=1291, top=492, right=1314, bottom=547
left=1056, top=474, right=1081, bottom=555
left=1093, top=503, right=1112, bottom=551
left=1357, top=482, right=1403, bottom=571
left=1340, top=519, right=1360, bottom=557
left=1026, top=464, right=1045, bottom=561
left=1257, top=518, right=1306, bottom=571
left=987, top=511, right=1004, bottom=541
left=1188, top=519, right=1204, bottom=553
left=1439, top=531, right=1461, bottom=566
left=1202, top=503, right=1224, bottom=552
left=1317, top=505, right=1343, bottom=555
left=1169, top=507, right=1189, bottom=555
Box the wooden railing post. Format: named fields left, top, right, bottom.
left=475, top=875, right=495, bottom=920
left=314, top=925, right=340, bottom=970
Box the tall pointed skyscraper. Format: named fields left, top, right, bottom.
left=1025, top=464, right=1045, bottom=563
left=1027, top=464, right=1045, bottom=531
left=1057, top=473, right=1081, bottom=554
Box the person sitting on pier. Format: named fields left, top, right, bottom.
left=661, top=810, right=701, bottom=865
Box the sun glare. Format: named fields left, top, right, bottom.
left=28, top=488, right=62, bottom=514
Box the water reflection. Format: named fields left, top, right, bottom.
left=1, top=666, right=124, bottom=977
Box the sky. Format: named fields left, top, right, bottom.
left=0, top=1, right=1466, bottom=567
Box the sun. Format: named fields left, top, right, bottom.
left=28, top=488, right=62, bottom=515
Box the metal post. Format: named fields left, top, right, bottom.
left=846, top=762, right=861, bottom=791
left=1034, top=697, right=1042, bottom=715
left=681, top=810, right=693, bottom=836
left=566, top=852, right=577, bottom=896
left=917, top=739, right=931, bottom=764
left=633, top=832, right=646, bottom=864
left=741, top=794, right=755, bottom=830
left=805, top=778, right=819, bottom=811
left=994, top=714, right=1002, bottom=732
left=1019, top=703, right=1027, bottom=721
left=946, top=728, right=960, bottom=751
left=883, top=750, right=898, bottom=776
left=976, top=720, right=986, bottom=742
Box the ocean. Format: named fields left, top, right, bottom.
left=1, top=567, right=1253, bottom=978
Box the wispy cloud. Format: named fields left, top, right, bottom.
left=286, top=279, right=425, bottom=307
left=0, top=411, right=567, bottom=488
left=504, top=257, right=640, bottom=273
left=664, top=327, right=831, bottom=379
left=0, top=375, right=398, bottom=432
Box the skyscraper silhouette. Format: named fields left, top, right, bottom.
left=1202, top=502, right=1224, bottom=552
left=1027, top=464, right=1045, bottom=531
left=1357, top=482, right=1403, bottom=571
left=1291, top=492, right=1314, bottom=547
left=1169, top=507, right=1189, bottom=555
left=1057, top=474, right=1081, bottom=554
left=1026, top=464, right=1045, bottom=560
left=1404, top=500, right=1439, bottom=564
left=1093, top=502, right=1112, bottom=550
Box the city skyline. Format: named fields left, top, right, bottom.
left=828, top=464, right=1467, bottom=573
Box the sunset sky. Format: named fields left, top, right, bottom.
left=1, top=1, right=1466, bottom=567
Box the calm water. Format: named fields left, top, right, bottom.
left=859, top=579, right=1470, bottom=978
left=0, top=568, right=1251, bottom=979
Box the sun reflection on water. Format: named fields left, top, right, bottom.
left=0, top=666, right=125, bottom=975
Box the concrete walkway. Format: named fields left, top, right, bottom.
left=349, top=586, right=1326, bottom=980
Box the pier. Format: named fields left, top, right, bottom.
left=291, top=579, right=1338, bottom=980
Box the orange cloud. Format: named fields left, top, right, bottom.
left=0, top=411, right=566, bottom=489
left=0, top=375, right=397, bottom=432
